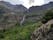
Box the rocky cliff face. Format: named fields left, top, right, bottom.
left=0, top=1, right=27, bottom=12
left=0, top=1, right=53, bottom=30
left=0, top=1, right=27, bottom=30
left=31, top=19, right=53, bottom=40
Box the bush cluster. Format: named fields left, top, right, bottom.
left=42, top=9, right=53, bottom=24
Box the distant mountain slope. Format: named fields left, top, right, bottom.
left=25, top=2, right=53, bottom=22
left=28, top=2, right=53, bottom=13
left=0, top=1, right=27, bottom=12
left=0, top=1, right=53, bottom=29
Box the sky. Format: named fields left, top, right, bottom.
left=1, top=0, right=53, bottom=8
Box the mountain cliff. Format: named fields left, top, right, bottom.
left=25, top=2, right=53, bottom=22
left=28, top=2, right=53, bottom=13
left=0, top=1, right=53, bottom=29
left=0, top=1, right=27, bottom=13
left=31, top=19, right=53, bottom=40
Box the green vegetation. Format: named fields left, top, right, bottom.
left=0, top=22, right=42, bottom=40
left=42, top=9, right=53, bottom=24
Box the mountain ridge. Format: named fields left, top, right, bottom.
left=0, top=1, right=27, bottom=12
left=0, top=1, right=53, bottom=29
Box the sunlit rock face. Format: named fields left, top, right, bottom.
left=31, top=19, right=53, bottom=40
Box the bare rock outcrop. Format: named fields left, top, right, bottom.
left=31, top=19, right=53, bottom=40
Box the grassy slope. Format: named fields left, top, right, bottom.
left=0, top=22, right=42, bottom=40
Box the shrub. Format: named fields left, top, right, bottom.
left=42, top=9, right=53, bottom=24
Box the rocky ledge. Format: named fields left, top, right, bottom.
left=31, top=19, right=53, bottom=40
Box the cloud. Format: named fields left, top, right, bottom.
left=22, top=0, right=44, bottom=8
left=45, top=0, right=53, bottom=3
left=3, top=0, right=53, bottom=8
left=3, top=0, right=44, bottom=8
left=4, top=0, right=23, bottom=4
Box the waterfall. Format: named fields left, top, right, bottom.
left=20, top=15, right=26, bottom=26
